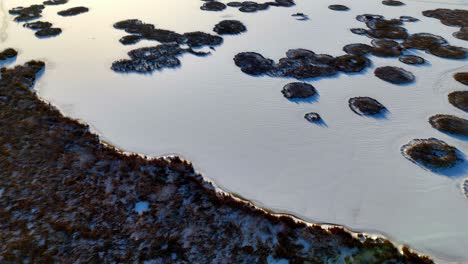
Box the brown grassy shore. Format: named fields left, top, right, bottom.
left=0, top=60, right=433, bottom=263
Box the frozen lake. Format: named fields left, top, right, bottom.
left=2, top=0, right=467, bottom=262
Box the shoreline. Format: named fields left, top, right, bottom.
left=0, top=59, right=435, bottom=263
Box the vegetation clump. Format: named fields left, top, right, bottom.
left=22, top=21, right=62, bottom=38
left=454, top=72, right=468, bottom=85
left=281, top=82, right=316, bottom=99
left=399, top=55, right=425, bottom=65
left=113, top=19, right=222, bottom=48
left=350, top=28, right=367, bottom=35
left=426, top=45, right=466, bottom=59
left=213, top=20, right=247, bottom=35
left=334, top=54, right=370, bottom=72
left=234, top=49, right=370, bottom=79
left=224, top=0, right=294, bottom=13
left=292, top=13, right=309, bottom=21
left=429, top=114, right=468, bottom=136
left=23, top=21, right=52, bottom=30
left=304, top=112, right=321, bottom=123
left=349, top=97, right=386, bottom=116
left=8, top=5, right=45, bottom=22
left=401, top=138, right=462, bottom=169
left=422, top=9, right=468, bottom=41
left=402, top=33, right=447, bottom=50
left=374, top=66, right=414, bottom=84
left=200, top=1, right=227, bottom=11
left=382, top=0, right=405, bottom=6
left=57, top=6, right=89, bottom=16
left=0, top=59, right=433, bottom=263
left=35, top=27, right=62, bottom=37
left=453, top=27, right=468, bottom=41
left=43, top=0, right=68, bottom=5
left=462, top=178, right=468, bottom=198
left=399, top=15, right=419, bottom=22
left=343, top=43, right=374, bottom=56
left=448, top=91, right=468, bottom=111
left=0, top=48, right=18, bottom=60
left=371, top=39, right=399, bottom=49
left=112, top=44, right=209, bottom=73
left=183, top=31, right=223, bottom=48
left=328, top=5, right=349, bottom=11
left=233, top=52, right=274, bottom=75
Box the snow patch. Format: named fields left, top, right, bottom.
left=267, top=255, right=289, bottom=264
left=134, top=201, right=149, bottom=214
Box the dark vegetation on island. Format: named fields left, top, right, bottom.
left=201, top=0, right=295, bottom=13
left=463, top=179, right=468, bottom=197
left=401, top=138, right=462, bottom=169
left=292, top=13, right=309, bottom=21
left=349, top=97, right=387, bottom=116
left=382, top=0, right=405, bottom=7
left=0, top=60, right=434, bottom=263
left=454, top=72, right=468, bottom=86
left=281, top=82, right=316, bottom=99
left=234, top=11, right=466, bottom=83
left=43, top=0, right=68, bottom=5
left=234, top=49, right=367, bottom=78
left=328, top=5, right=350, bottom=11
left=448, top=91, right=468, bottom=112
left=8, top=5, right=45, bottom=22
left=23, top=21, right=62, bottom=37
left=213, top=20, right=247, bottom=35
left=429, top=114, right=468, bottom=136
left=232, top=7, right=466, bottom=136
left=399, top=55, right=425, bottom=65
left=422, top=9, right=468, bottom=41
left=112, top=19, right=248, bottom=73
left=0, top=48, right=18, bottom=60
left=304, top=112, right=322, bottom=123
left=374, top=66, right=415, bottom=84
left=9, top=2, right=90, bottom=39
left=57, top=6, right=89, bottom=16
